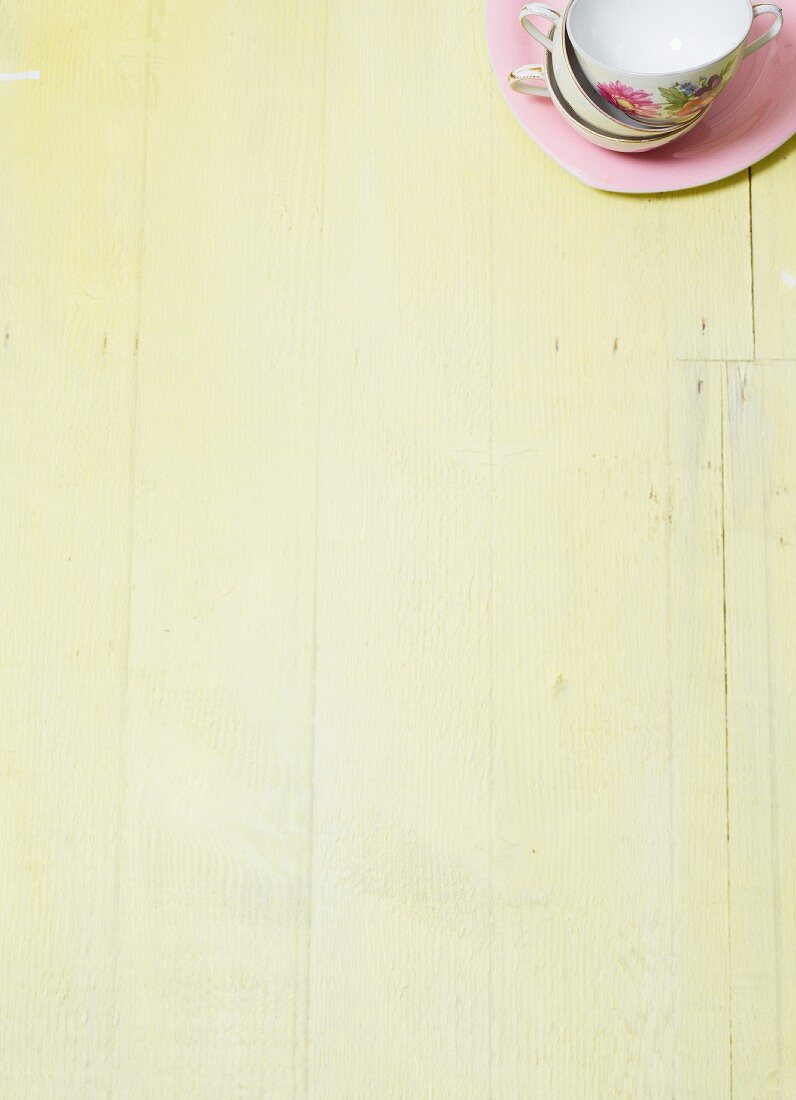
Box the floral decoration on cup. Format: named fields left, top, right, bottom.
left=596, top=61, right=733, bottom=120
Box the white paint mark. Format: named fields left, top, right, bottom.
left=781, top=270, right=796, bottom=290
left=0, top=71, right=41, bottom=82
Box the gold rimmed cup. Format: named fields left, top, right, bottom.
left=509, top=42, right=709, bottom=152
left=518, top=5, right=694, bottom=136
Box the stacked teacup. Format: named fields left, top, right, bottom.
left=510, top=0, right=783, bottom=152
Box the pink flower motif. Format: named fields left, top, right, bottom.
left=596, top=81, right=660, bottom=118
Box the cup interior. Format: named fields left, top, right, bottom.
left=567, top=0, right=751, bottom=73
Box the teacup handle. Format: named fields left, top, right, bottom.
left=519, top=3, right=561, bottom=52
left=743, top=3, right=783, bottom=57
left=508, top=63, right=550, bottom=96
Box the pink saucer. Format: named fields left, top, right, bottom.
left=487, top=0, right=796, bottom=192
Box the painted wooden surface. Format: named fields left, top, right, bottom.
left=0, top=2, right=792, bottom=1096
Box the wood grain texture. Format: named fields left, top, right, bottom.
left=751, top=142, right=796, bottom=359
left=308, top=3, right=493, bottom=1092
left=724, top=363, right=796, bottom=1099
left=489, top=359, right=730, bottom=1097
left=111, top=2, right=325, bottom=1096
left=0, top=1, right=793, bottom=1097
left=0, top=3, right=148, bottom=1095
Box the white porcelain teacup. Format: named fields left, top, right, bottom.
left=507, top=55, right=708, bottom=153
left=540, top=0, right=783, bottom=125
left=516, top=5, right=688, bottom=135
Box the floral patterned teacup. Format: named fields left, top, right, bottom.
left=565, top=0, right=783, bottom=124
left=517, top=5, right=687, bottom=135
